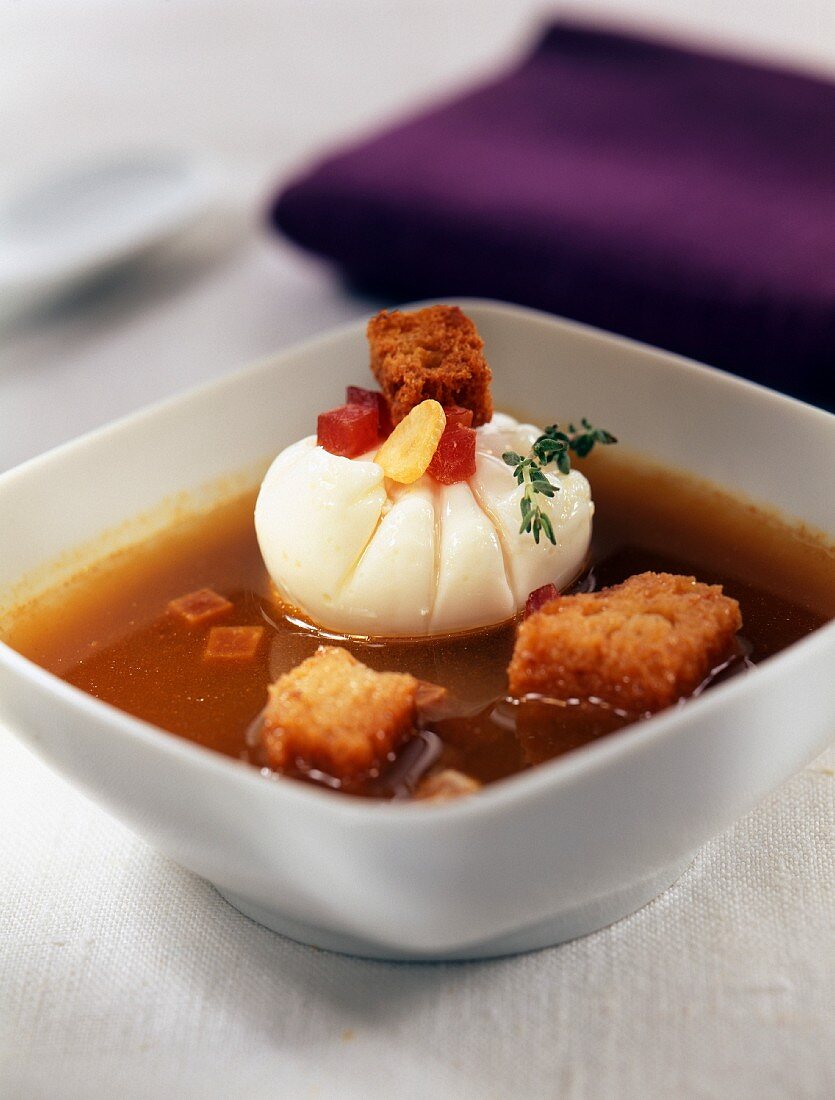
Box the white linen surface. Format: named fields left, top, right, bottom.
left=1, top=4, right=834, bottom=1097
left=2, top=731, right=833, bottom=1100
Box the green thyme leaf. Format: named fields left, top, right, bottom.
left=539, top=512, right=555, bottom=544
left=511, top=417, right=617, bottom=546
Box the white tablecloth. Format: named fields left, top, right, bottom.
left=3, top=732, right=833, bottom=1099
left=1, top=4, right=833, bottom=1097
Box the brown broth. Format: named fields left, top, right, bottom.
left=4, top=451, right=833, bottom=798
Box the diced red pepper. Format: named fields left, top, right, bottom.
left=524, top=583, right=560, bottom=618
left=443, top=405, right=474, bottom=429
left=346, top=385, right=393, bottom=437
left=428, top=426, right=477, bottom=484
left=318, top=403, right=379, bottom=458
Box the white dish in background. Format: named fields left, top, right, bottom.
left=0, top=154, right=226, bottom=317
left=0, top=300, right=832, bottom=960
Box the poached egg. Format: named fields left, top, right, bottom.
left=255, top=413, right=593, bottom=636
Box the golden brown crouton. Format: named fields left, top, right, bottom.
left=508, top=572, right=742, bottom=713
left=368, top=305, right=493, bottom=426
left=414, top=768, right=481, bottom=803
left=262, top=646, right=421, bottom=783
left=168, top=587, right=232, bottom=626
left=204, top=626, right=264, bottom=662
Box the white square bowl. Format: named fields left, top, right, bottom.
left=1, top=300, right=833, bottom=960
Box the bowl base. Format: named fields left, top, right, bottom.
left=214, top=859, right=690, bottom=961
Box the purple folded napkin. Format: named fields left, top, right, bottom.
left=273, top=23, right=835, bottom=407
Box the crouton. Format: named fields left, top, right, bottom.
left=508, top=572, right=742, bottom=713
left=368, top=305, right=493, bottom=426
left=168, top=587, right=232, bottom=626
left=204, top=626, right=264, bottom=661
left=414, top=769, right=481, bottom=803
left=262, top=646, right=422, bottom=782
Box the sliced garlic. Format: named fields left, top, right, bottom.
left=374, top=400, right=446, bottom=484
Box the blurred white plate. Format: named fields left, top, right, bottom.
left=0, top=154, right=225, bottom=316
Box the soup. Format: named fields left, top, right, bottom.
left=4, top=449, right=832, bottom=799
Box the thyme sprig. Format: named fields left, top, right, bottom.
left=502, top=419, right=617, bottom=544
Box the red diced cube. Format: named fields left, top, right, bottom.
left=317, top=403, right=379, bottom=458
left=524, top=583, right=560, bottom=618
left=428, top=426, right=477, bottom=484
left=346, top=385, right=375, bottom=407
left=346, top=385, right=393, bottom=437
left=443, top=405, right=474, bottom=429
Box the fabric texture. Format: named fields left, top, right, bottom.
left=273, top=23, right=835, bottom=408
left=2, top=726, right=833, bottom=1099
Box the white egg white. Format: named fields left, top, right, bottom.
left=254, top=413, right=593, bottom=636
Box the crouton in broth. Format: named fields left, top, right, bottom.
left=5, top=446, right=832, bottom=801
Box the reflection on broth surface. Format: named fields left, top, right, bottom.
left=4, top=450, right=833, bottom=799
